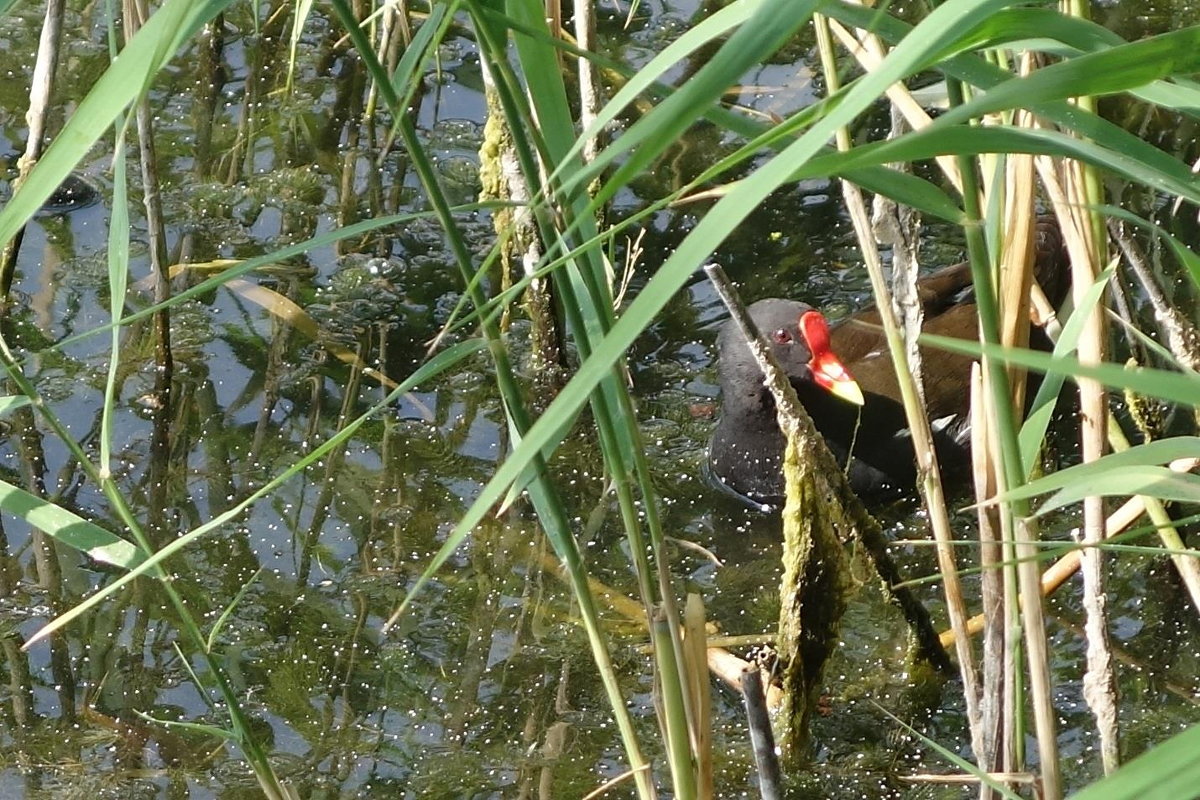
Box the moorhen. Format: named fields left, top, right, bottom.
left=709, top=222, right=1066, bottom=506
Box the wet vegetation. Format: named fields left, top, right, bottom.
left=0, top=0, right=1199, bottom=797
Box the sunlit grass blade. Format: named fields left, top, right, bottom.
left=0, top=480, right=146, bottom=568
left=1032, top=467, right=1200, bottom=516
left=995, top=437, right=1200, bottom=502
left=922, top=334, right=1200, bottom=407
left=935, top=27, right=1200, bottom=122
left=796, top=126, right=1200, bottom=206
left=0, top=396, right=32, bottom=415
left=101, top=106, right=130, bottom=475
left=1071, top=723, right=1200, bottom=800
left=949, top=6, right=1124, bottom=55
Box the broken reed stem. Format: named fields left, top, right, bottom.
left=1012, top=512, right=1061, bottom=796
left=741, top=667, right=783, bottom=800
left=900, top=772, right=1038, bottom=786
left=0, top=0, right=66, bottom=299
left=706, top=260, right=855, bottom=758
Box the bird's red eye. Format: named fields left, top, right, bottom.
left=772, top=329, right=792, bottom=344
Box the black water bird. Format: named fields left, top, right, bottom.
left=709, top=221, right=1067, bottom=506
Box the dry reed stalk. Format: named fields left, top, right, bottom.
left=953, top=62, right=1064, bottom=800
left=826, top=17, right=964, bottom=193
left=996, top=107, right=1038, bottom=405
left=1011, top=511, right=1062, bottom=798
left=707, top=261, right=861, bottom=759
left=573, top=0, right=600, bottom=165
left=1035, top=156, right=1200, bottom=612
left=1062, top=153, right=1121, bottom=773
left=815, top=9, right=982, bottom=756
left=988, top=94, right=1044, bottom=799
left=0, top=0, right=65, bottom=298
left=900, top=772, right=1038, bottom=786
left=1049, top=1, right=1121, bottom=760
left=684, top=594, right=714, bottom=800
left=971, top=366, right=1008, bottom=796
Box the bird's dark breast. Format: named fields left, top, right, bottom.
left=709, top=410, right=787, bottom=505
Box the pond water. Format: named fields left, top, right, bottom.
left=1, top=1, right=1199, bottom=798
